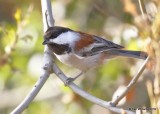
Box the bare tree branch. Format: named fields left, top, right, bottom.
left=51, top=59, right=135, bottom=114
left=111, top=56, right=150, bottom=106
left=10, top=0, right=54, bottom=114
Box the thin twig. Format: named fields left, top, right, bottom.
left=45, top=11, right=50, bottom=29
left=138, top=0, right=147, bottom=19
left=111, top=56, right=150, bottom=106
left=41, top=0, right=54, bottom=32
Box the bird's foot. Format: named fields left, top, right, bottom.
left=64, top=77, right=75, bottom=86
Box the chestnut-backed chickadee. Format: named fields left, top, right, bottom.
left=42, top=26, right=148, bottom=83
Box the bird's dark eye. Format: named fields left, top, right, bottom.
left=50, top=32, right=61, bottom=38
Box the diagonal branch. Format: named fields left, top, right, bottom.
left=111, top=56, right=150, bottom=106
left=51, top=57, right=134, bottom=114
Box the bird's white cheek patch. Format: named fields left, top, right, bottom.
left=50, top=31, right=80, bottom=45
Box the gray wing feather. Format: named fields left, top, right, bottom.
left=75, top=35, right=124, bottom=57
left=93, top=35, right=124, bottom=49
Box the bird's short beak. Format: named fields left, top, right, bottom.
left=42, top=40, right=49, bottom=45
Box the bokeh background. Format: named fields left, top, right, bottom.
left=0, top=0, right=159, bottom=114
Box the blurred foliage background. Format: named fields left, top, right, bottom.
left=0, top=0, right=160, bottom=114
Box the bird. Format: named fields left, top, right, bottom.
left=42, top=26, right=148, bottom=84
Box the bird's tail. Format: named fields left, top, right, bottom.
left=105, top=49, right=148, bottom=60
